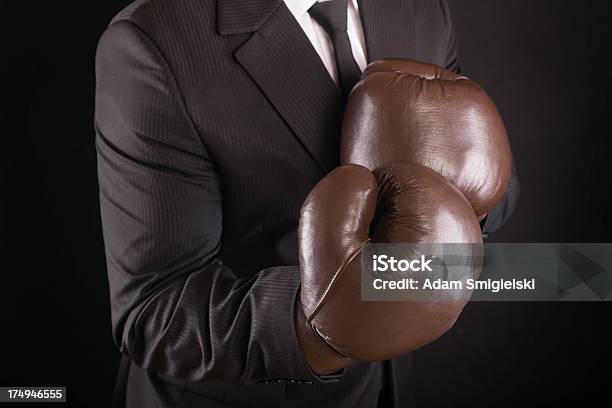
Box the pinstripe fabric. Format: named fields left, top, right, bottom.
left=234, top=4, right=343, bottom=173
left=95, top=0, right=518, bottom=407
left=217, top=0, right=282, bottom=34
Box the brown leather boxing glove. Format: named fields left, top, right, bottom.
left=341, top=58, right=513, bottom=220
left=295, top=164, right=482, bottom=375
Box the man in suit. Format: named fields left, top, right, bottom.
left=95, top=0, right=519, bottom=406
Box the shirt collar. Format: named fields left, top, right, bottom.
left=284, top=0, right=321, bottom=18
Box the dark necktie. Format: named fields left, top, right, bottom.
left=308, top=0, right=362, bottom=97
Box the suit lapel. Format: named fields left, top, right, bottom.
left=221, top=0, right=343, bottom=174
left=218, top=0, right=416, bottom=173
left=358, top=0, right=414, bottom=61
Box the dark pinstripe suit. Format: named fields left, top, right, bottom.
left=95, top=0, right=519, bottom=406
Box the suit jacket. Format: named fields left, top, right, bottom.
left=95, top=0, right=520, bottom=407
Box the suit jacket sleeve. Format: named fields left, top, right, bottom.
left=440, top=0, right=459, bottom=74
left=440, top=0, right=520, bottom=237
left=95, top=20, right=317, bottom=384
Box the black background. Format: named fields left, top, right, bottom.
left=1, top=1, right=610, bottom=407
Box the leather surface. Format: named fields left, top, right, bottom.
left=297, top=163, right=482, bottom=367
left=341, top=58, right=513, bottom=219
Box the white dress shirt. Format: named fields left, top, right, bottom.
left=284, top=0, right=368, bottom=84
